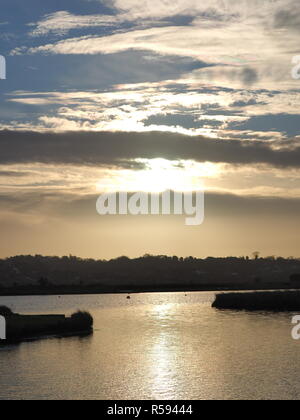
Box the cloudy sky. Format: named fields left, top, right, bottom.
left=0, top=0, right=299, bottom=259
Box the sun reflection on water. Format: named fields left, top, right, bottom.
left=148, top=303, right=179, bottom=399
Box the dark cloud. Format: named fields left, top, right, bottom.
left=0, top=170, right=30, bottom=177
left=1, top=190, right=300, bottom=220
left=209, top=67, right=259, bottom=87
left=143, top=113, right=222, bottom=129
left=0, top=130, right=300, bottom=168
left=240, top=68, right=258, bottom=86
left=231, top=99, right=266, bottom=107
left=274, top=8, right=300, bottom=31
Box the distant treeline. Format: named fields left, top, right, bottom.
left=0, top=254, right=300, bottom=295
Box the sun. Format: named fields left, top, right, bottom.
left=96, top=158, right=221, bottom=193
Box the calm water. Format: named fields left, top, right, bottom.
left=0, top=292, right=299, bottom=400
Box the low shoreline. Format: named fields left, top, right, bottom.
left=212, top=291, right=300, bottom=311
left=0, top=284, right=299, bottom=297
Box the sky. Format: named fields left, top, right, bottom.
left=0, top=0, right=300, bottom=259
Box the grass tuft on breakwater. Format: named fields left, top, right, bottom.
left=70, top=310, right=94, bottom=330
left=212, top=291, right=300, bottom=311
left=0, top=306, right=13, bottom=317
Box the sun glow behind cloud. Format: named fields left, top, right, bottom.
left=96, top=159, right=220, bottom=193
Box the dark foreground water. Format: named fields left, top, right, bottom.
left=0, top=292, right=299, bottom=400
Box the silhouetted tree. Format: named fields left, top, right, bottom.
left=38, top=277, right=50, bottom=288
left=290, top=274, right=300, bottom=283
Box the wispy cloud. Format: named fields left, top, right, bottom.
left=11, top=2, right=298, bottom=94
left=102, top=0, right=277, bottom=21
left=28, top=11, right=120, bottom=37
